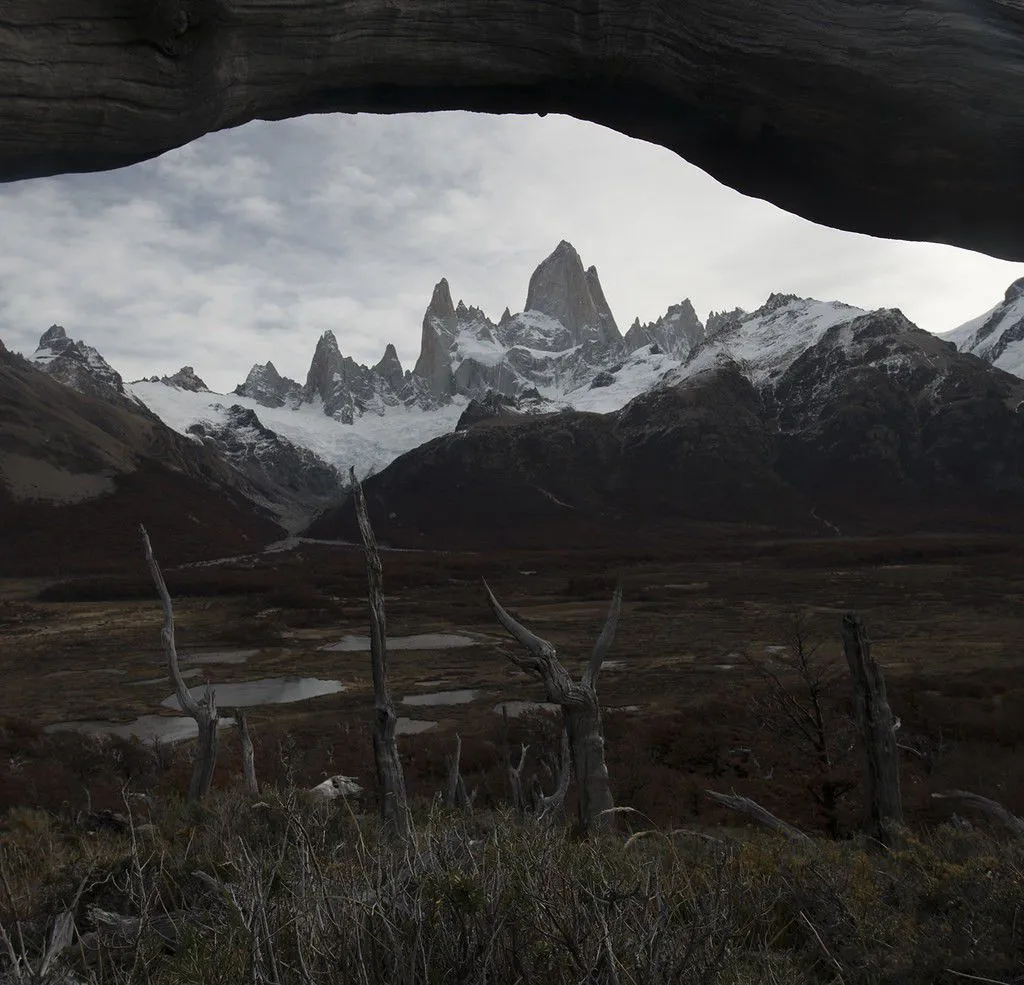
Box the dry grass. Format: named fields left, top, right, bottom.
left=1, top=790, right=1022, bottom=984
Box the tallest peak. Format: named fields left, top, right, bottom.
left=525, top=241, right=619, bottom=345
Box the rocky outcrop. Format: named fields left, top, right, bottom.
left=31, top=325, right=133, bottom=408
left=524, top=241, right=620, bottom=346
left=234, top=361, right=303, bottom=408
left=160, top=366, right=208, bottom=392
left=625, top=300, right=704, bottom=359
left=186, top=405, right=342, bottom=530
left=303, top=330, right=402, bottom=423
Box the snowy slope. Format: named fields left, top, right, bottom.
left=944, top=278, right=1024, bottom=379
left=687, top=295, right=866, bottom=387
left=129, top=381, right=468, bottom=479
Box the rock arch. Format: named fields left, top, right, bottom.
left=2, top=0, right=1023, bottom=258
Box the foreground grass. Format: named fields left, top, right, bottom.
left=1, top=789, right=1022, bottom=985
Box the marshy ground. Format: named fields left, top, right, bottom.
left=2, top=529, right=1023, bottom=834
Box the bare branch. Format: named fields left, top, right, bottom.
left=483, top=579, right=557, bottom=662
left=707, top=790, right=811, bottom=843
left=583, top=583, right=622, bottom=688
left=932, top=790, right=1024, bottom=837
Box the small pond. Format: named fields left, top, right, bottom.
left=401, top=689, right=478, bottom=707
left=161, top=678, right=344, bottom=710
left=395, top=718, right=437, bottom=735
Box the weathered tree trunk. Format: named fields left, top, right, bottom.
left=140, top=525, right=218, bottom=804
left=349, top=468, right=409, bottom=840
left=841, top=613, right=902, bottom=847
left=235, top=711, right=258, bottom=797
left=485, top=581, right=621, bottom=835
left=443, top=733, right=472, bottom=811
left=931, top=790, right=1024, bottom=837
left=2, top=2, right=1024, bottom=259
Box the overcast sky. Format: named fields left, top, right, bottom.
left=1, top=111, right=1022, bottom=393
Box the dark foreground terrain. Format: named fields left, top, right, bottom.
left=2, top=528, right=1024, bottom=982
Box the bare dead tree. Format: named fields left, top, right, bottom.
left=744, top=610, right=857, bottom=836
left=485, top=580, right=622, bottom=835
left=235, top=711, right=258, bottom=797
left=140, top=525, right=218, bottom=804
left=841, top=613, right=903, bottom=848
left=349, top=468, right=409, bottom=840
left=931, top=791, right=1024, bottom=837
left=706, top=790, right=811, bottom=843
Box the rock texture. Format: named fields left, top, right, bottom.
left=2, top=1, right=1023, bottom=259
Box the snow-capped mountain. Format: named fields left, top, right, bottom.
left=944, top=277, right=1024, bottom=379
left=31, top=325, right=134, bottom=407
left=313, top=305, right=1024, bottom=549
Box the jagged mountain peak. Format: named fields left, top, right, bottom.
left=31, top=324, right=130, bottom=406
left=39, top=324, right=67, bottom=346
left=427, top=278, right=456, bottom=319
left=162, top=366, right=208, bottom=392
left=525, top=241, right=620, bottom=346
left=234, top=361, right=302, bottom=409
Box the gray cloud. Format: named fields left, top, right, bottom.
left=1, top=112, right=1021, bottom=392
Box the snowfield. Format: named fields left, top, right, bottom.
left=129, top=381, right=469, bottom=478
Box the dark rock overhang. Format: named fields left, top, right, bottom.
left=1, top=0, right=1023, bottom=259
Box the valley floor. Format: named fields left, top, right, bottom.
left=2, top=530, right=1023, bottom=833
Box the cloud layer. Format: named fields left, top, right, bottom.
left=1, top=112, right=1021, bottom=392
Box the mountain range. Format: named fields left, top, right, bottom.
left=4, top=243, right=1024, bottom=567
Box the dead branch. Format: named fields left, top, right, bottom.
left=706, top=790, right=811, bottom=843
left=931, top=790, right=1024, bottom=837
left=140, top=524, right=219, bottom=803
left=349, top=468, right=409, bottom=840
left=841, top=612, right=902, bottom=847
